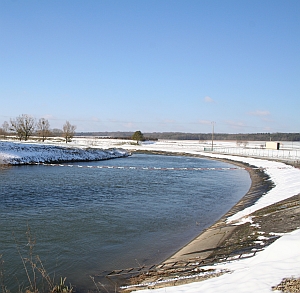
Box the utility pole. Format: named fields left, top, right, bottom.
left=211, top=121, right=215, bottom=151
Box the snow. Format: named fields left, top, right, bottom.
left=122, top=141, right=300, bottom=223
left=120, top=140, right=300, bottom=293
left=1, top=138, right=300, bottom=292
left=0, top=141, right=129, bottom=165
left=135, top=229, right=300, bottom=293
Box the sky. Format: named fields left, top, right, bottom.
left=1, top=0, right=300, bottom=133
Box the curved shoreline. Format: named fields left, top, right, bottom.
left=132, top=150, right=274, bottom=263
left=163, top=160, right=273, bottom=263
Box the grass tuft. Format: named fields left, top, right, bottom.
left=1, top=225, right=74, bottom=293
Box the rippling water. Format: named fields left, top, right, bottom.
left=0, top=154, right=250, bottom=291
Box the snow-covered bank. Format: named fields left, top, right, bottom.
left=121, top=141, right=300, bottom=293
left=137, top=229, right=300, bottom=293
left=123, top=142, right=300, bottom=223
left=189, top=152, right=300, bottom=224
left=0, top=141, right=129, bottom=165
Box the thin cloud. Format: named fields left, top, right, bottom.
left=204, top=96, right=214, bottom=103
left=156, top=119, right=178, bottom=129
left=41, top=114, right=54, bottom=120
left=123, top=122, right=135, bottom=129
left=158, top=119, right=187, bottom=132
left=198, top=120, right=212, bottom=125
left=263, top=126, right=272, bottom=131
left=249, top=110, right=270, bottom=117
left=160, top=119, right=176, bottom=124
left=91, top=117, right=101, bottom=122
left=224, top=120, right=247, bottom=130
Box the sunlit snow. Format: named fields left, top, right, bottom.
left=0, top=141, right=129, bottom=164
left=122, top=140, right=300, bottom=293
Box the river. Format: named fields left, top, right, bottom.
left=0, top=153, right=251, bottom=292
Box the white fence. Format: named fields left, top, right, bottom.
left=210, top=147, right=300, bottom=163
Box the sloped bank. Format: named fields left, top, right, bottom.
left=117, top=150, right=274, bottom=290
left=0, top=141, right=130, bottom=165
left=119, top=149, right=300, bottom=292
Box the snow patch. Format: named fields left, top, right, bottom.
left=0, top=141, right=129, bottom=165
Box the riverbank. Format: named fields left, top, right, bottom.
left=117, top=147, right=300, bottom=293
left=118, top=151, right=273, bottom=290
left=160, top=157, right=273, bottom=262
left=130, top=150, right=274, bottom=263
left=0, top=141, right=129, bottom=164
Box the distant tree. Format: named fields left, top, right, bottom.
left=62, top=121, right=76, bottom=143
left=1, top=121, right=9, bottom=138
left=10, top=114, right=35, bottom=141
left=132, top=130, right=145, bottom=144
left=52, top=128, right=63, bottom=137
left=36, top=118, right=51, bottom=142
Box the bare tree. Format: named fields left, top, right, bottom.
left=36, top=118, right=51, bottom=142
left=10, top=114, right=36, bottom=141
left=1, top=121, right=10, bottom=138
left=52, top=128, right=63, bottom=137
left=62, top=121, right=76, bottom=143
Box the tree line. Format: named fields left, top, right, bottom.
left=2, top=117, right=299, bottom=143
left=76, top=131, right=300, bottom=141
left=0, top=114, right=76, bottom=143
left=144, top=132, right=300, bottom=141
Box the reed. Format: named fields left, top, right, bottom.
left=1, top=225, right=73, bottom=293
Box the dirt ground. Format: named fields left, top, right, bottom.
left=209, top=192, right=300, bottom=260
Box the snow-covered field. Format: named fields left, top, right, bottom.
left=1, top=138, right=300, bottom=292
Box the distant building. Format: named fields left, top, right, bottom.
left=266, top=141, right=280, bottom=150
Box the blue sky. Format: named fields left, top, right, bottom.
left=1, top=0, right=299, bottom=133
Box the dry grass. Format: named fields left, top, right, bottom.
left=272, top=277, right=300, bottom=293
left=1, top=226, right=73, bottom=293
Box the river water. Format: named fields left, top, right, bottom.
left=0, top=154, right=251, bottom=292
